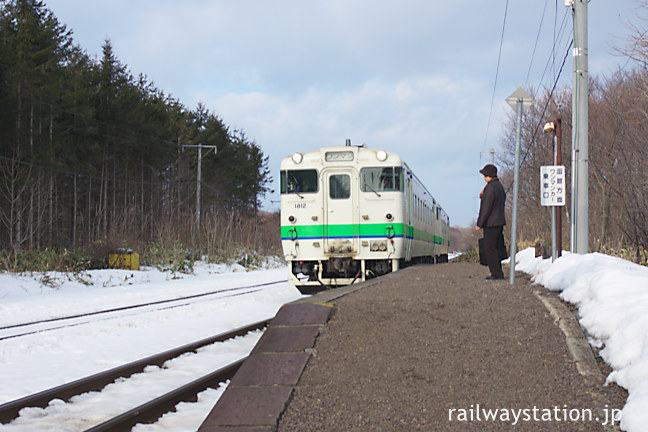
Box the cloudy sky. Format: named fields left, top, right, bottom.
left=43, top=0, right=641, bottom=227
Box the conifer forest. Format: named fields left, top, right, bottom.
left=0, top=0, right=277, bottom=269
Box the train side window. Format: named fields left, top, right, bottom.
left=329, top=174, right=350, bottom=199
left=282, top=169, right=318, bottom=194
left=360, top=167, right=403, bottom=192
left=394, top=167, right=402, bottom=190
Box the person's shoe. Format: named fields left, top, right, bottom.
left=486, top=275, right=505, bottom=280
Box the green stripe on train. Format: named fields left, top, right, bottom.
left=405, top=227, right=443, bottom=243
left=281, top=223, right=405, bottom=238
left=281, top=223, right=443, bottom=244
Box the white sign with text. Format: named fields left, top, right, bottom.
left=540, top=165, right=566, bottom=206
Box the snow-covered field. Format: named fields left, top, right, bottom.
left=1, top=249, right=647, bottom=431
left=0, top=262, right=304, bottom=431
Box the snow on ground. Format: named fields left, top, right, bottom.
left=1, top=250, right=648, bottom=431
left=515, top=247, right=648, bottom=432
left=0, top=262, right=304, bottom=431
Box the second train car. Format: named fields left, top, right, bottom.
left=280, top=141, right=450, bottom=293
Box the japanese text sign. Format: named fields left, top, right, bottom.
left=540, top=165, right=566, bottom=206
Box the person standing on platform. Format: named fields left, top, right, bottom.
left=476, top=164, right=506, bottom=280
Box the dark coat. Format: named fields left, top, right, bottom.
left=477, top=178, right=506, bottom=228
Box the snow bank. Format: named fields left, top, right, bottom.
left=516, top=248, right=648, bottom=432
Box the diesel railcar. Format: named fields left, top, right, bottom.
left=280, top=142, right=450, bottom=292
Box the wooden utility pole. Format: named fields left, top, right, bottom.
left=183, top=144, right=217, bottom=237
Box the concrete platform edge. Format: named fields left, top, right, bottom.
left=198, top=269, right=398, bottom=431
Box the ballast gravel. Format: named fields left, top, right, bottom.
left=277, top=262, right=626, bottom=432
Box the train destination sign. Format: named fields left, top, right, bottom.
left=540, top=165, right=566, bottom=206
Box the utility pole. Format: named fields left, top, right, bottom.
left=569, top=0, right=589, bottom=254
left=480, top=148, right=504, bottom=164
left=183, top=144, right=217, bottom=236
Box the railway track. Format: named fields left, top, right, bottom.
left=0, top=319, right=270, bottom=429
left=0, top=279, right=287, bottom=341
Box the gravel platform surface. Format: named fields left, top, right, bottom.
left=277, top=262, right=626, bottom=432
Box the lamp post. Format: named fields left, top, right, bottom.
left=506, top=87, right=533, bottom=285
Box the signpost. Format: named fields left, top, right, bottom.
left=540, top=166, right=566, bottom=207
left=541, top=165, right=565, bottom=262
left=543, top=116, right=564, bottom=260
left=506, top=87, right=533, bottom=285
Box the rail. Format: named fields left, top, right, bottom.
left=0, top=279, right=286, bottom=341
left=0, top=319, right=270, bottom=425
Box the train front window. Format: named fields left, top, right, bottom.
left=329, top=174, right=350, bottom=199
left=360, top=167, right=402, bottom=192
left=281, top=169, right=318, bottom=194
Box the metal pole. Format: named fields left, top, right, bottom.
left=572, top=0, right=589, bottom=254
left=570, top=131, right=577, bottom=252
left=196, top=145, right=202, bottom=235
left=551, top=124, right=558, bottom=261
left=556, top=115, right=563, bottom=257
left=551, top=207, right=557, bottom=261
left=509, top=99, right=522, bottom=285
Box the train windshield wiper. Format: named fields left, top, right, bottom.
left=364, top=182, right=381, bottom=197
left=288, top=176, right=304, bottom=199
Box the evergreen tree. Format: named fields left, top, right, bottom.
left=0, top=1, right=274, bottom=254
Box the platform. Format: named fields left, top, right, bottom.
left=199, top=262, right=625, bottom=432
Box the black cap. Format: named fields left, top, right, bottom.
left=479, top=164, right=498, bottom=177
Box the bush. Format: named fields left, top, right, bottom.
left=141, top=240, right=194, bottom=275
left=453, top=247, right=479, bottom=263
left=0, top=248, right=92, bottom=274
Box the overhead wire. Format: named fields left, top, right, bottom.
left=525, top=0, right=551, bottom=87
left=482, top=0, right=510, bottom=153
left=504, top=37, right=573, bottom=195
left=483, top=0, right=568, bottom=160
left=502, top=0, right=574, bottom=192
left=534, top=9, right=572, bottom=93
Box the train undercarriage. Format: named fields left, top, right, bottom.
left=290, top=255, right=448, bottom=295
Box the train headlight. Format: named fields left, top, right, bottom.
left=291, top=152, right=303, bottom=164
left=376, top=150, right=388, bottom=161
left=288, top=215, right=296, bottom=223
left=386, top=213, right=393, bottom=220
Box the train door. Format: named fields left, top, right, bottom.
left=323, top=169, right=359, bottom=253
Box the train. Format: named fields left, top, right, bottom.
left=280, top=141, right=450, bottom=293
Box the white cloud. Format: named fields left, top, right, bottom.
left=207, top=73, right=494, bottom=222
left=43, top=0, right=642, bottom=226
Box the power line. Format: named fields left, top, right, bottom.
left=534, top=11, right=571, bottom=94
left=525, top=0, right=551, bottom=87
left=504, top=38, right=573, bottom=194
left=483, top=0, right=510, bottom=151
